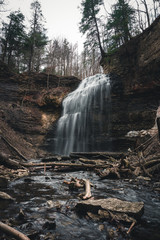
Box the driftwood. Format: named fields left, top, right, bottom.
left=22, top=161, right=109, bottom=169
left=70, top=152, right=126, bottom=159
left=0, top=191, right=14, bottom=201
left=157, top=117, right=160, bottom=141
left=0, top=221, right=30, bottom=240
left=82, top=179, right=92, bottom=200
left=79, top=158, right=111, bottom=166
left=0, top=152, right=23, bottom=169
left=0, top=135, right=28, bottom=161
left=64, top=177, right=92, bottom=199
left=137, top=152, right=152, bottom=178
left=98, top=167, right=121, bottom=179
left=63, top=178, right=84, bottom=189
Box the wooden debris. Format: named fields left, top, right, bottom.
left=0, top=135, right=28, bottom=161
left=64, top=177, right=93, bottom=199
left=70, top=152, right=127, bottom=159
left=22, top=161, right=109, bottom=169
left=0, top=221, right=30, bottom=240
left=157, top=117, right=160, bottom=141
left=99, top=210, right=136, bottom=223
left=0, top=152, right=22, bottom=169
left=82, top=179, right=92, bottom=200
left=0, top=191, right=14, bottom=201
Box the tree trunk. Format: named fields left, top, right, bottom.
left=91, top=0, right=105, bottom=57
left=157, top=117, right=160, bottom=141
left=0, top=221, right=30, bottom=240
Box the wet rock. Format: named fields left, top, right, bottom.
left=43, top=220, right=56, bottom=230
left=76, top=198, right=144, bottom=219
left=137, top=176, right=151, bottom=181
left=0, top=176, right=8, bottom=188
left=0, top=191, right=14, bottom=201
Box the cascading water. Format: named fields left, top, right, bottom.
left=55, top=74, right=111, bottom=155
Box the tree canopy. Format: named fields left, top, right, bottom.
left=0, top=0, right=160, bottom=77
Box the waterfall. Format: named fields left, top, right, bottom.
left=55, top=74, right=111, bottom=155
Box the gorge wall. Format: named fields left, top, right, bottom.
left=0, top=63, right=80, bottom=159
left=1, top=16, right=160, bottom=159
left=100, top=16, right=160, bottom=151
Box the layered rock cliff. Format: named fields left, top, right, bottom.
left=0, top=65, right=80, bottom=159
left=100, top=16, right=160, bottom=151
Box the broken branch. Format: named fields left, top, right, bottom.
left=0, top=221, right=30, bottom=240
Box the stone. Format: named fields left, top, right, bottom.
left=0, top=176, right=8, bottom=188
left=0, top=191, right=14, bottom=201
left=76, top=198, right=144, bottom=219
left=42, top=220, right=56, bottom=230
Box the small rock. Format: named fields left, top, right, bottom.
left=99, top=224, right=104, bottom=231
left=0, top=176, right=8, bottom=188
left=43, top=220, right=56, bottom=230
left=0, top=191, right=14, bottom=201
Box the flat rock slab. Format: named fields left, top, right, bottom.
left=76, top=198, right=144, bottom=219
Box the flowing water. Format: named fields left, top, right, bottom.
left=55, top=74, right=111, bottom=155
left=0, top=170, right=160, bottom=240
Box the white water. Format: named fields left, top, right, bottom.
left=55, top=74, right=111, bottom=155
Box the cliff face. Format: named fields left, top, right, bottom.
left=100, top=16, right=160, bottom=150
left=101, top=16, right=160, bottom=93
left=0, top=66, right=80, bottom=159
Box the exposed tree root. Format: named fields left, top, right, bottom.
left=0, top=221, right=30, bottom=240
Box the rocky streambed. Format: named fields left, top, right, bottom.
left=0, top=167, right=160, bottom=240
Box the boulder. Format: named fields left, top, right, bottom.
left=76, top=198, right=144, bottom=220
left=0, top=176, right=8, bottom=188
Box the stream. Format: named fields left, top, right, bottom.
left=0, top=169, right=160, bottom=240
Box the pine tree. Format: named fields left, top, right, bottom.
left=106, top=0, right=136, bottom=48
left=26, top=0, right=48, bottom=72
left=79, top=0, right=105, bottom=57
left=1, top=10, right=26, bottom=70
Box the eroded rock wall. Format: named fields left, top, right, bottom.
left=0, top=67, right=80, bottom=158
left=100, top=16, right=160, bottom=150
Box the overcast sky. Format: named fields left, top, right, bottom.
left=1, top=0, right=86, bottom=52
left=0, top=0, right=155, bottom=52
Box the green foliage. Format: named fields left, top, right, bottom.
left=26, top=0, right=48, bottom=72
left=79, top=0, right=105, bottom=57
left=1, top=10, right=26, bottom=69
left=106, top=0, right=136, bottom=47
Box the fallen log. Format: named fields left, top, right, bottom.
left=144, top=159, right=160, bottom=169
left=70, top=152, right=127, bottom=159
left=79, top=158, right=111, bottom=166
left=0, top=221, right=30, bottom=240
left=22, top=161, right=109, bottom=169
left=147, top=163, right=160, bottom=174
left=157, top=117, right=160, bottom=141
left=0, top=135, right=28, bottom=161
left=0, top=152, right=23, bottom=169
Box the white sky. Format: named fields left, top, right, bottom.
left=0, top=0, right=155, bottom=53
left=1, top=0, right=86, bottom=52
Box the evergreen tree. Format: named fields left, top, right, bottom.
left=26, top=0, right=47, bottom=72
left=79, top=0, right=105, bottom=57
left=106, top=0, right=136, bottom=49
left=1, top=10, right=26, bottom=70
